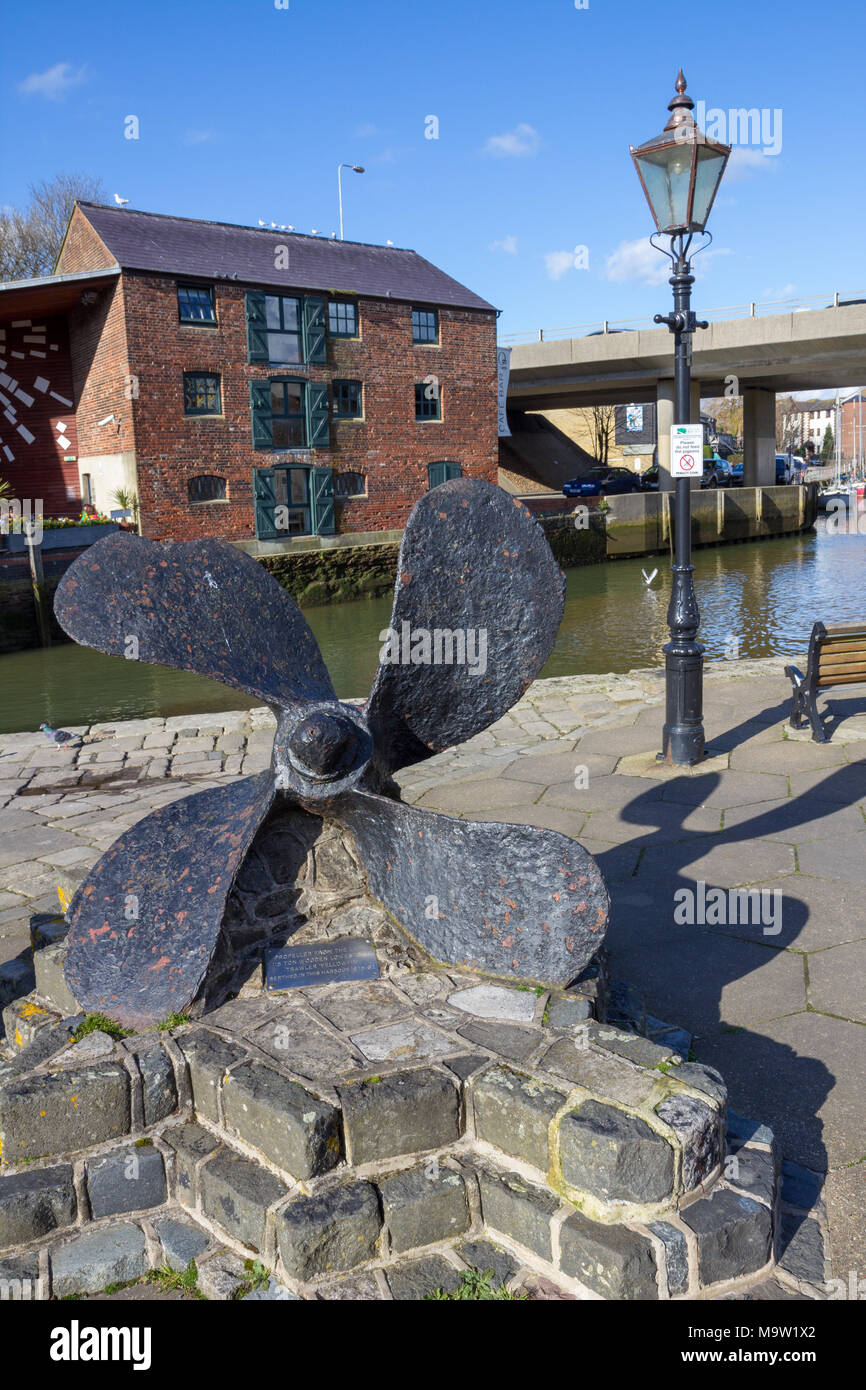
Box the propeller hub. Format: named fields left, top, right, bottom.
left=288, top=713, right=357, bottom=778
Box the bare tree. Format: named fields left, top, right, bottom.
left=705, top=395, right=743, bottom=440
left=775, top=393, right=802, bottom=452
left=0, top=172, right=106, bottom=282
left=575, top=404, right=616, bottom=467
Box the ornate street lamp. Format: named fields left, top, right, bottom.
left=630, top=71, right=730, bottom=766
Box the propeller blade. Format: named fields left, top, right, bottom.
left=64, top=772, right=275, bottom=1028
left=335, top=787, right=608, bottom=984
left=366, top=478, right=565, bottom=776
left=55, top=534, right=335, bottom=710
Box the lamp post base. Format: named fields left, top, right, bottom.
left=660, top=642, right=705, bottom=765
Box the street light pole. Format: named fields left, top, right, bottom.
left=337, top=162, right=365, bottom=240
left=654, top=246, right=709, bottom=764
left=630, top=70, right=730, bottom=766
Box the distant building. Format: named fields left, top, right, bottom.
left=0, top=203, right=498, bottom=544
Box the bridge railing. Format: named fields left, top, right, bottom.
left=500, top=290, right=866, bottom=346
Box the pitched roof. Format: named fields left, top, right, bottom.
left=75, top=204, right=496, bottom=312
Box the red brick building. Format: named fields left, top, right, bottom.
left=0, top=203, right=499, bottom=544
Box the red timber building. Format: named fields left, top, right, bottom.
left=0, top=203, right=499, bottom=545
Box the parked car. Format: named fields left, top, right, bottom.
left=701, top=453, right=733, bottom=488
left=728, top=458, right=744, bottom=485
left=639, top=463, right=659, bottom=491
left=775, top=453, right=792, bottom=484
left=562, top=466, right=644, bottom=498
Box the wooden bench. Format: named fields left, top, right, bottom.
left=785, top=622, right=866, bottom=741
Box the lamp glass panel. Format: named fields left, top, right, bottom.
left=636, top=144, right=694, bottom=230
left=692, top=147, right=727, bottom=228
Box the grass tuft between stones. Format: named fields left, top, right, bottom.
left=158, top=1012, right=191, bottom=1031
left=72, top=1013, right=134, bottom=1042
left=426, top=1268, right=526, bottom=1301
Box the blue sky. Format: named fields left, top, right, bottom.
left=3, top=0, right=864, bottom=339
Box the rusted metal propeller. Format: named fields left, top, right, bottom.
left=54, top=478, right=609, bottom=1028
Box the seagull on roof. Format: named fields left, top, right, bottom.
left=288, top=225, right=295, bottom=231
left=270, top=221, right=278, bottom=228
left=114, top=194, right=130, bottom=207
left=386, top=240, right=394, bottom=246
left=257, top=219, right=266, bottom=227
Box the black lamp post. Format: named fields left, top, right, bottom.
left=630, top=71, right=730, bottom=766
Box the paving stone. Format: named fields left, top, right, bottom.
left=86, top=1145, right=167, bottom=1219
left=349, top=1019, right=456, bottom=1064
left=560, top=1099, right=674, bottom=1204
left=200, top=1149, right=288, bottom=1252
left=51, top=1222, right=149, bottom=1297
left=378, top=1164, right=469, bottom=1253
left=175, top=1031, right=247, bottom=1124
left=161, top=1122, right=221, bottom=1202
left=0, top=957, right=37, bottom=1011
left=542, top=1038, right=658, bottom=1107
left=131, top=1042, right=178, bottom=1126
left=476, top=1167, right=557, bottom=1260
left=277, top=1180, right=381, bottom=1280
left=243, top=1274, right=299, bottom=1300
left=385, top=1254, right=463, bottom=1300
left=807, top=938, right=866, bottom=1023
left=455, top=1019, right=539, bottom=1062
left=456, top=1238, right=520, bottom=1286
left=588, top=1021, right=682, bottom=1068
left=545, top=996, right=593, bottom=1029
left=726, top=1147, right=776, bottom=1207
left=153, top=1215, right=211, bottom=1272
left=559, top=1211, right=659, bottom=1300
left=0, top=1251, right=44, bottom=1299
left=681, top=1186, right=773, bottom=1286
left=656, top=1093, right=722, bottom=1191
left=443, top=1053, right=490, bottom=1081
left=778, top=1211, right=827, bottom=1285
left=0, top=1163, right=76, bottom=1246
left=315, top=1272, right=384, bottom=1300
left=222, top=1061, right=342, bottom=1179
left=726, top=1110, right=775, bottom=1149
left=648, top=1220, right=689, bottom=1295
left=314, top=980, right=410, bottom=1032
left=780, top=1160, right=824, bottom=1212
left=337, top=1069, right=460, bottom=1164
left=196, top=1252, right=248, bottom=1300
left=472, top=1067, right=564, bottom=1172
left=33, top=940, right=79, bottom=1015
left=447, top=985, right=538, bottom=1023
left=0, top=1064, right=130, bottom=1162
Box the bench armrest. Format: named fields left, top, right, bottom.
left=784, top=664, right=805, bottom=687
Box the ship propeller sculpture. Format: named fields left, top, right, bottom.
left=55, top=478, right=609, bottom=1028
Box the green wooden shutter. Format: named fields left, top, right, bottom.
left=445, top=461, right=462, bottom=481
left=246, top=292, right=268, bottom=362
left=427, top=462, right=446, bottom=490
left=249, top=380, right=273, bottom=449
left=253, top=467, right=279, bottom=539
left=310, top=466, right=335, bottom=535
left=303, top=296, right=327, bottom=364
left=307, top=382, right=330, bottom=448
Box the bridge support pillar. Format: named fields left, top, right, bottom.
left=743, top=387, right=776, bottom=485
left=657, top=379, right=702, bottom=489
left=657, top=380, right=675, bottom=491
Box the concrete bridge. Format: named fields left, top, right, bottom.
left=506, top=298, right=866, bottom=487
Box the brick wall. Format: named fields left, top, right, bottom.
left=55, top=206, right=118, bottom=275
left=66, top=280, right=136, bottom=463
left=116, top=273, right=498, bottom=541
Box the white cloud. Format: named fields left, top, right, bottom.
left=18, top=62, right=86, bottom=100
left=760, top=283, right=797, bottom=299
left=725, top=147, right=779, bottom=181
left=490, top=234, right=518, bottom=255
left=184, top=129, right=215, bottom=146
left=545, top=250, right=577, bottom=281
left=353, top=122, right=382, bottom=138
left=603, top=238, right=670, bottom=286
left=482, top=123, right=541, bottom=158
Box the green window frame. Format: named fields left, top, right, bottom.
left=412, top=307, right=439, bottom=344
left=246, top=292, right=327, bottom=365
left=177, top=284, right=216, bottom=324
left=183, top=371, right=221, bottom=416
left=415, top=380, right=441, bottom=421
left=250, top=377, right=330, bottom=451
left=427, top=461, right=462, bottom=489
left=333, top=470, right=366, bottom=498
left=332, top=379, right=362, bottom=419
left=328, top=300, right=358, bottom=338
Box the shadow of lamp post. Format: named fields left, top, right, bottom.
left=630, top=71, right=730, bottom=765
